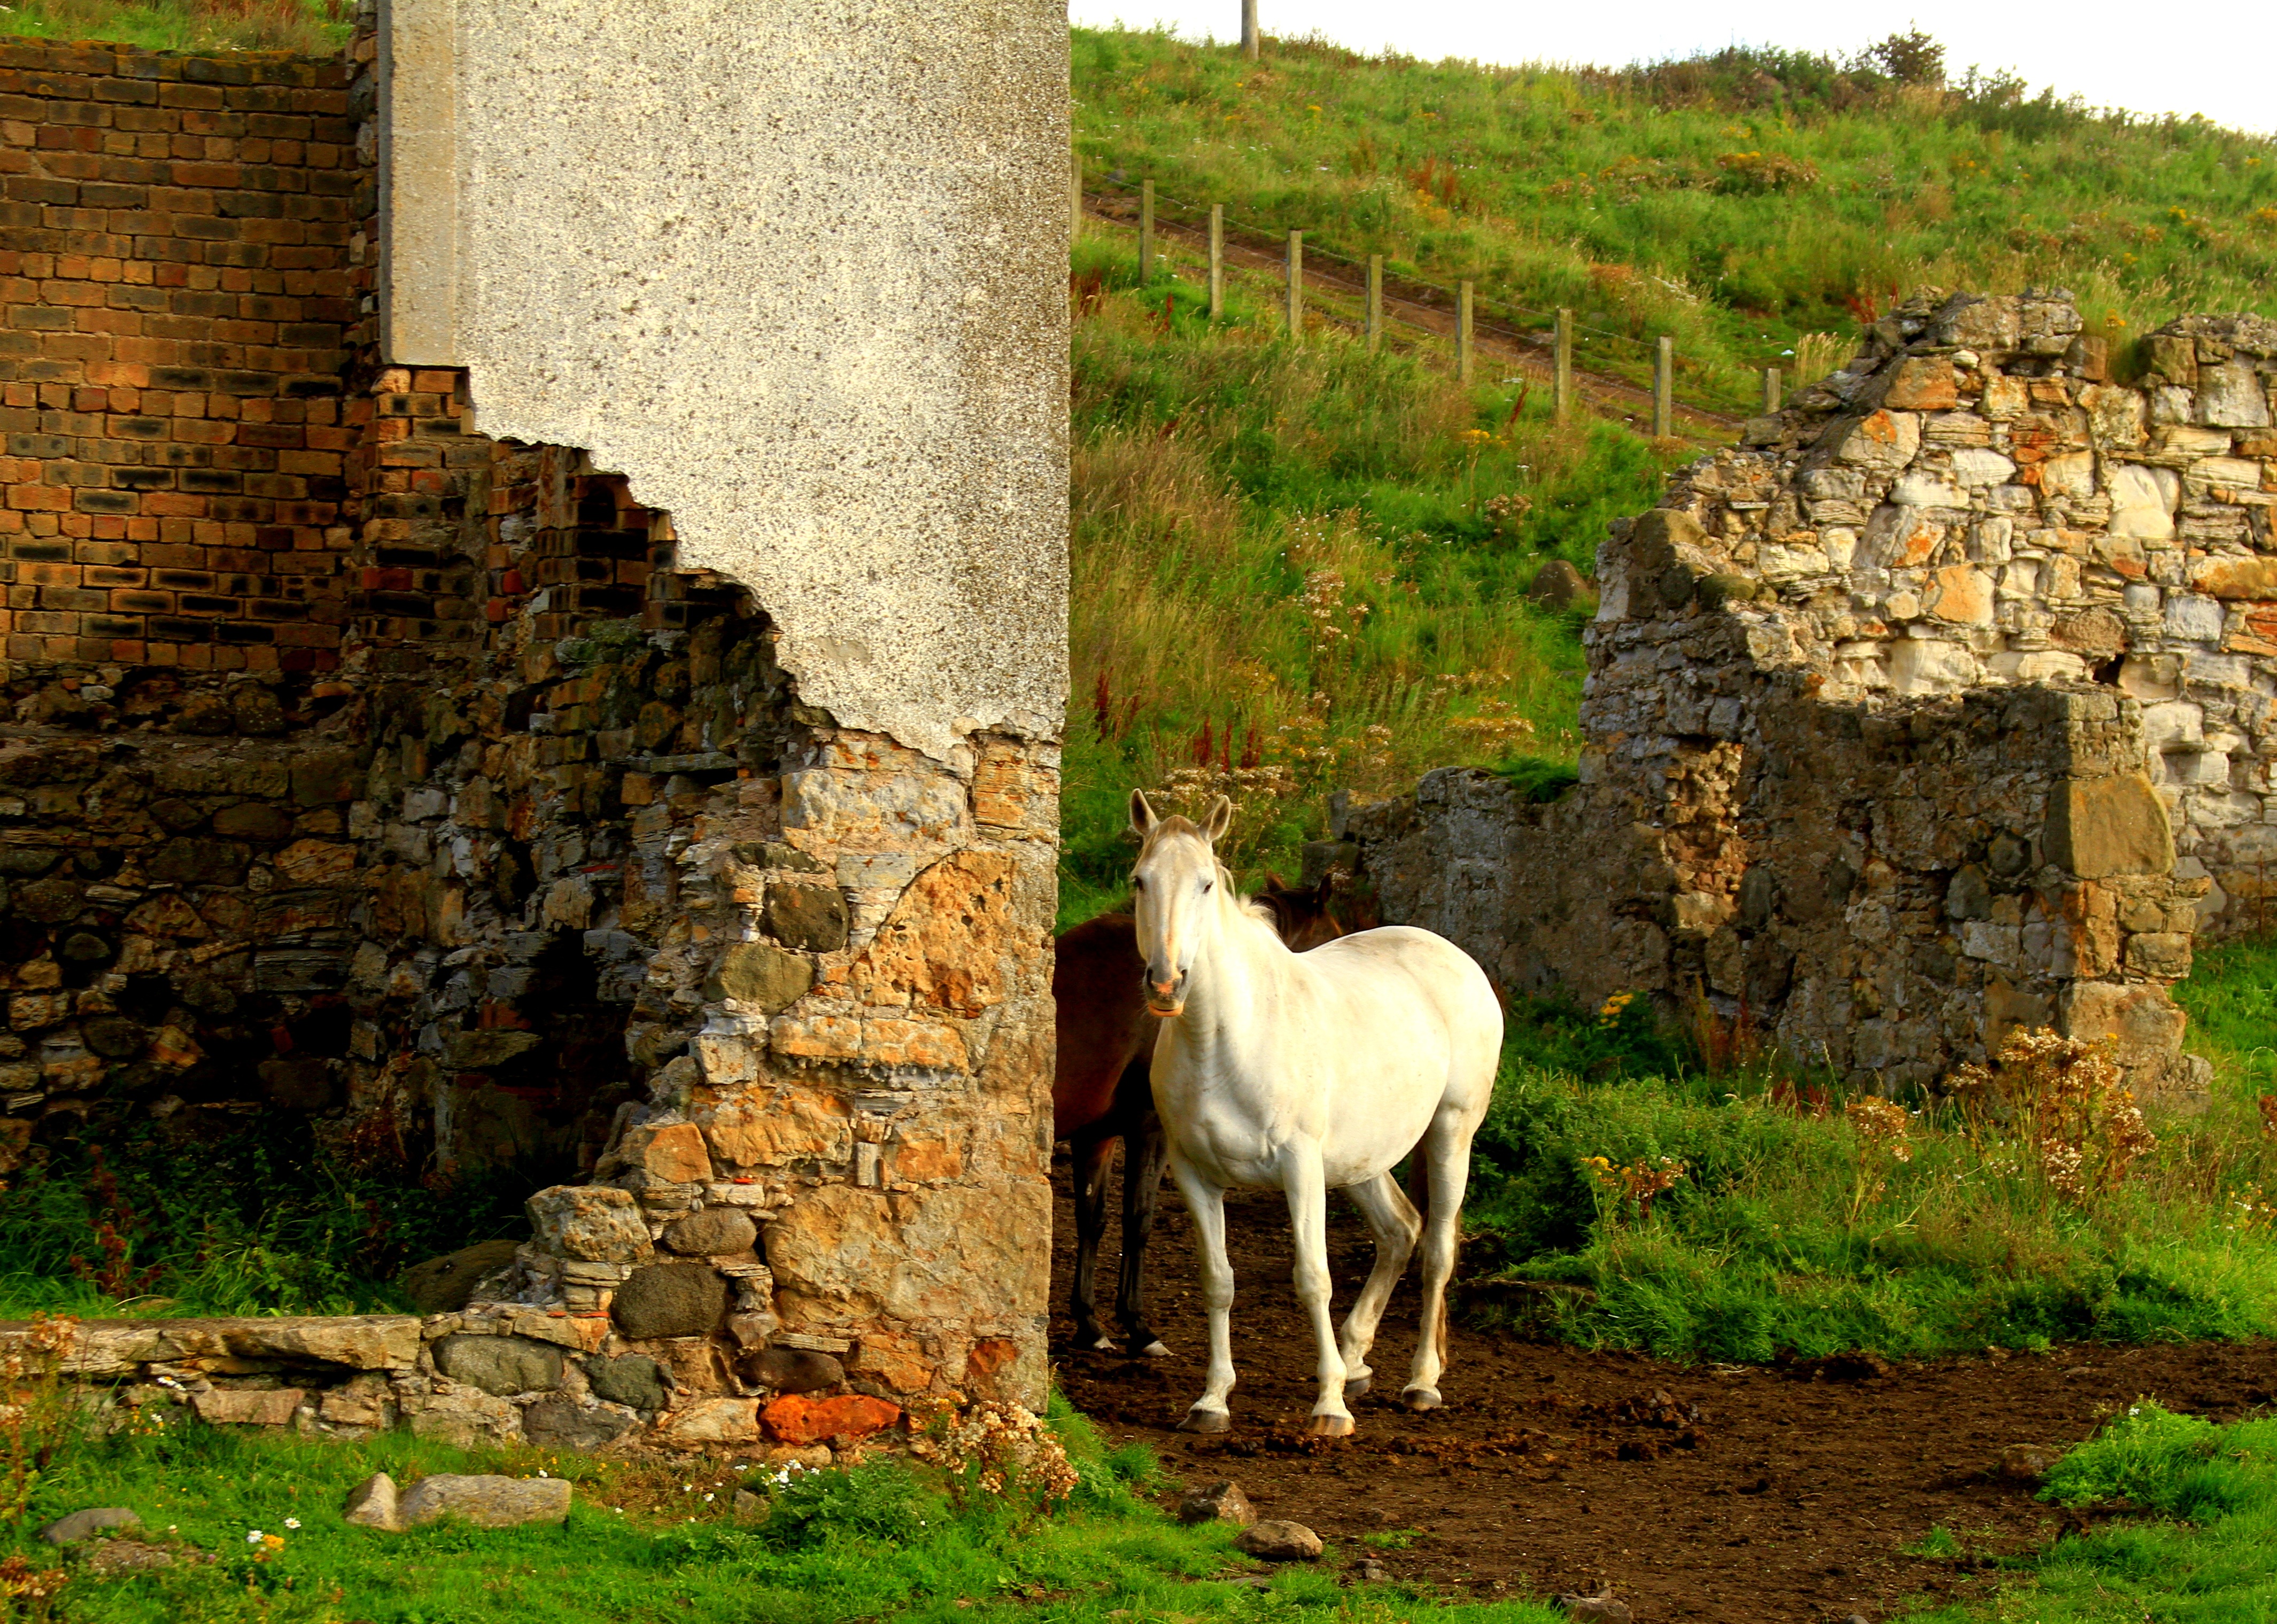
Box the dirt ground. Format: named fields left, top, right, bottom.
left=1050, top=1161, right=2277, bottom=1623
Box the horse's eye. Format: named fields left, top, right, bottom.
left=1201, top=880, right=1213, bottom=893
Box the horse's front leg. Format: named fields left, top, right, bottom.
left=1167, top=1153, right=1236, bottom=1432
left=1281, top=1146, right=1353, bottom=1438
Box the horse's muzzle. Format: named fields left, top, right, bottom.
left=1145, top=972, right=1186, bottom=1017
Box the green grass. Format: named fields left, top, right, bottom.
left=1063, top=234, right=1682, bottom=923
left=0, top=1121, right=533, bottom=1320
left=1896, top=1403, right=2277, bottom=1622
left=2175, top=931, right=2277, bottom=1105
left=1461, top=939, right=2277, bottom=1364
left=0, top=0, right=349, bottom=53
left=1075, top=27, right=2277, bottom=410
left=0, top=1395, right=1568, bottom=1624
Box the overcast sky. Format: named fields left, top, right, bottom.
left=1067, top=1, right=2277, bottom=137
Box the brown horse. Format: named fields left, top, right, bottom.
left=1054, top=870, right=1349, bottom=1355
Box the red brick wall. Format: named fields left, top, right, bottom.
left=0, top=40, right=357, bottom=673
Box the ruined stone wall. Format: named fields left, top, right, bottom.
left=0, top=0, right=1068, bottom=1440
left=1701, top=296, right=2276, bottom=941
left=1350, top=292, right=2267, bottom=1094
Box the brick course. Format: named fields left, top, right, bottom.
left=0, top=40, right=354, bottom=672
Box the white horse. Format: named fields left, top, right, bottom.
left=1128, top=791, right=1503, bottom=1438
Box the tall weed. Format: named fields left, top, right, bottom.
left=1466, top=952, right=2277, bottom=1362
left=1063, top=238, right=1680, bottom=919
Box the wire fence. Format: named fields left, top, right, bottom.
left=1078, top=169, right=1775, bottom=432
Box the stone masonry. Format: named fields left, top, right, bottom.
left=1348, top=291, right=2273, bottom=1094
left=0, top=0, right=1068, bottom=1445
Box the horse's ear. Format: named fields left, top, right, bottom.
left=1263, top=871, right=1289, bottom=893
left=1128, top=788, right=1157, bottom=840
left=1202, top=795, right=1234, bottom=844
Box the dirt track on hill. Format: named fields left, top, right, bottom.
left=1050, top=1163, right=2277, bottom=1623
left=1082, top=192, right=1745, bottom=446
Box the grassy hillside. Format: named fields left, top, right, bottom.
left=1074, top=28, right=2277, bottom=410
left=1061, top=235, right=1682, bottom=922
left=0, top=0, right=346, bottom=52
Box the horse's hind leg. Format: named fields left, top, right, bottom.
left=1167, top=1153, right=1237, bottom=1433
left=1404, top=1112, right=1477, bottom=1411
left=1281, top=1146, right=1354, bottom=1438
left=1337, top=1170, right=1422, bottom=1400
left=1068, top=1130, right=1118, bottom=1352
left=1116, top=1106, right=1171, bottom=1357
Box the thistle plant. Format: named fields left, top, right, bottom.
left=1945, top=1028, right=2157, bottom=1200
left=1845, top=1095, right=1914, bottom=1222
left=903, top=1397, right=1080, bottom=1510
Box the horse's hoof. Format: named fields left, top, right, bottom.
left=1343, top=1374, right=1372, bottom=1398
left=1137, top=1340, right=1171, bottom=1359
left=1177, top=1407, right=1232, bottom=1434
left=1305, top=1413, right=1356, bottom=1439
left=1401, top=1386, right=1443, bottom=1412
left=1086, top=1335, right=1116, bottom=1353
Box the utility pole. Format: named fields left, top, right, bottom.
left=1241, top=0, right=1258, bottom=59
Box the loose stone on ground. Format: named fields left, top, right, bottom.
left=39, top=1508, right=141, bottom=1544
left=343, top=1471, right=571, bottom=1532
left=1234, top=1520, right=1323, bottom=1561
left=1176, top=1479, right=1257, bottom=1526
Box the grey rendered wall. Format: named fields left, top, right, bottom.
left=379, top=0, right=1069, bottom=764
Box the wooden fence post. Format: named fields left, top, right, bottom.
left=1285, top=230, right=1302, bottom=336
left=1554, top=308, right=1573, bottom=419
left=1654, top=335, right=1674, bottom=437
left=1366, top=254, right=1383, bottom=353
left=1241, top=0, right=1258, bottom=59
left=1456, top=281, right=1474, bottom=383
left=1208, top=205, right=1225, bottom=320
left=1763, top=366, right=1782, bottom=413
left=1138, top=180, right=1155, bottom=283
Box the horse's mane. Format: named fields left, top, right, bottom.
left=1228, top=865, right=1276, bottom=929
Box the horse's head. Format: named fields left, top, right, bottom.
left=1257, top=868, right=1350, bottom=952
left=1127, top=789, right=1233, bottom=1017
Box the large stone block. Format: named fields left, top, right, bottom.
left=763, top=884, right=848, bottom=953
left=587, top=1353, right=671, bottom=1411
left=2059, top=980, right=2189, bottom=1075
left=618, top=1122, right=714, bottom=1184
left=764, top=1181, right=1048, bottom=1326
left=1882, top=356, right=1957, bottom=410
left=611, top=1263, right=729, bottom=1340
left=2044, top=774, right=2174, bottom=880
left=663, top=1206, right=758, bottom=1256
left=398, top=1239, right=521, bottom=1314
left=706, top=941, right=814, bottom=1015
left=659, top=1397, right=762, bottom=1447
left=2193, top=556, right=2277, bottom=601
left=528, top=1185, right=652, bottom=1263
left=761, top=1392, right=900, bottom=1446
left=848, top=851, right=1019, bottom=1016
left=706, top=1089, right=851, bottom=1167
left=146, top=837, right=249, bottom=887
left=520, top=1394, right=635, bottom=1450
left=398, top=1474, right=572, bottom=1529
left=433, top=1333, right=564, bottom=1396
